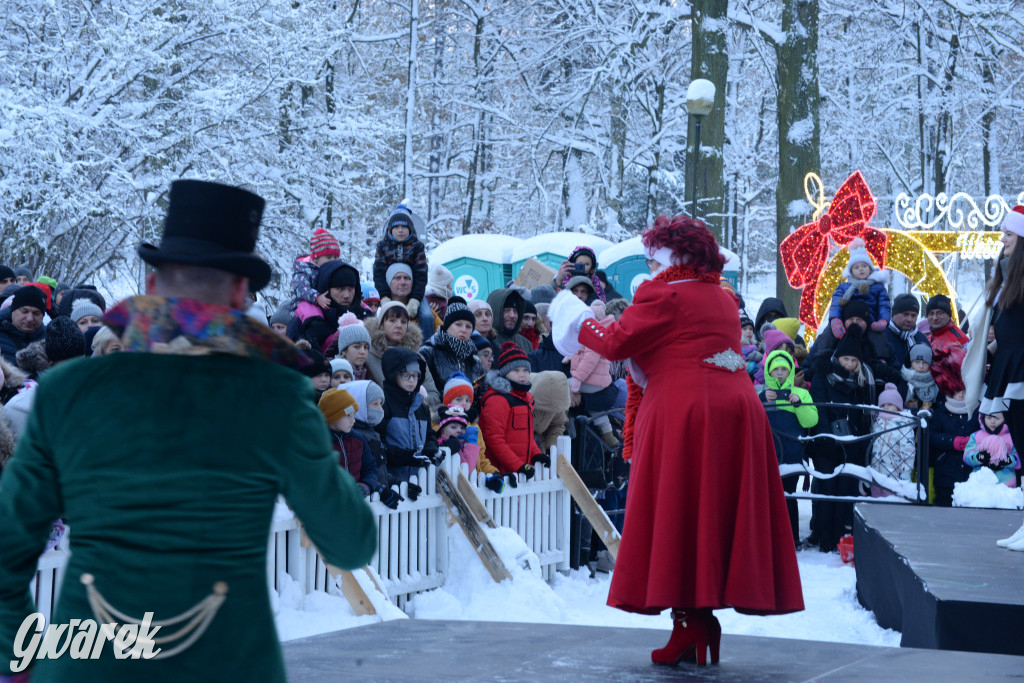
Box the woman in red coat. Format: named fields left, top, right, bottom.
left=551, top=216, right=803, bottom=666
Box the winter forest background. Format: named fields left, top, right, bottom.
left=1, top=1, right=1022, bottom=310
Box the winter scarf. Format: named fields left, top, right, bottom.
left=838, top=278, right=874, bottom=306
left=433, top=329, right=477, bottom=362
left=620, top=264, right=720, bottom=462
left=104, top=296, right=311, bottom=371
left=827, top=357, right=875, bottom=393
left=887, top=320, right=917, bottom=347
left=944, top=395, right=970, bottom=415
left=976, top=425, right=1014, bottom=466
left=901, top=366, right=940, bottom=404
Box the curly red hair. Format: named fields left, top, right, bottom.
left=642, top=215, right=725, bottom=275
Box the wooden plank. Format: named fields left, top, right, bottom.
left=556, top=454, right=621, bottom=560
left=457, top=471, right=498, bottom=529
left=436, top=468, right=513, bottom=583
left=300, top=528, right=385, bottom=617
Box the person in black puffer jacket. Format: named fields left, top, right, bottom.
left=287, top=260, right=367, bottom=352
left=928, top=360, right=975, bottom=506
left=807, top=326, right=877, bottom=552
left=420, top=297, right=483, bottom=392
left=375, top=346, right=439, bottom=491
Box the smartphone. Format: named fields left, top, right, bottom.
left=573, top=262, right=587, bottom=275
left=775, top=389, right=791, bottom=400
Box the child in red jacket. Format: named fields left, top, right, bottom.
left=479, top=342, right=549, bottom=483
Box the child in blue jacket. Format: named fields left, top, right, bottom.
left=828, top=237, right=891, bottom=337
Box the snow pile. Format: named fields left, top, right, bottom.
left=274, top=568, right=407, bottom=642
left=953, top=468, right=1024, bottom=509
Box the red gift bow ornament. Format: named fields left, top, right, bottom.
left=779, top=171, right=889, bottom=329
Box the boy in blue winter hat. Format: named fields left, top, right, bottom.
left=372, top=204, right=432, bottom=339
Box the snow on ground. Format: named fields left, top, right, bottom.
left=276, top=498, right=900, bottom=648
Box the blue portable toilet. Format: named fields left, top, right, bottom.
left=427, top=234, right=522, bottom=301
left=510, top=232, right=614, bottom=279
left=599, top=237, right=740, bottom=302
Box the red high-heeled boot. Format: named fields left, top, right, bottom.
left=651, top=609, right=711, bottom=666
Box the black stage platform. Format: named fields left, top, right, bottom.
left=855, top=503, right=1024, bottom=656
left=283, top=619, right=1024, bottom=681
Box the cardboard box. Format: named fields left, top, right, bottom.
left=513, top=258, right=557, bottom=290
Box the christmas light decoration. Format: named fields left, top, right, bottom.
left=781, top=172, right=1015, bottom=343
left=895, top=191, right=1024, bottom=231
left=780, top=171, right=888, bottom=329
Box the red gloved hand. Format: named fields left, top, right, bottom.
left=953, top=436, right=969, bottom=451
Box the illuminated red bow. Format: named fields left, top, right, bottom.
left=779, top=171, right=889, bottom=328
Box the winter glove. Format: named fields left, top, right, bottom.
left=464, top=425, right=479, bottom=445
left=407, top=298, right=420, bottom=318
left=378, top=486, right=403, bottom=510
left=829, top=317, right=846, bottom=340
left=568, top=377, right=582, bottom=393
left=518, top=463, right=536, bottom=480
left=406, top=482, right=423, bottom=501
left=870, top=319, right=887, bottom=333
left=485, top=474, right=505, bottom=494
left=532, top=453, right=551, bottom=467
left=977, top=451, right=991, bottom=466
left=422, top=441, right=444, bottom=466
left=441, top=436, right=463, bottom=457
left=953, top=436, right=970, bottom=451
left=505, top=472, right=518, bottom=488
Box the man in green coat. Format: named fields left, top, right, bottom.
left=0, top=180, right=376, bottom=681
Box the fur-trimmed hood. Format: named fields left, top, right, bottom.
left=529, top=371, right=570, bottom=431
left=841, top=263, right=890, bottom=284
left=16, top=341, right=50, bottom=374
left=1, top=356, right=29, bottom=393
left=365, top=314, right=423, bottom=357
left=484, top=369, right=533, bottom=395
left=0, top=406, right=15, bottom=470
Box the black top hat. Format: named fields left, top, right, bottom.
left=137, top=180, right=272, bottom=291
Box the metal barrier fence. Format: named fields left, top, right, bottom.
left=765, top=402, right=930, bottom=504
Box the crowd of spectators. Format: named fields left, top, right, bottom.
left=3, top=207, right=1021, bottom=561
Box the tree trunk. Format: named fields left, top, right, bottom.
left=403, top=0, right=419, bottom=202
left=687, top=0, right=728, bottom=243
left=774, top=0, right=820, bottom=318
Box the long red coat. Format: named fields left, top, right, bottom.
left=579, top=273, right=804, bottom=616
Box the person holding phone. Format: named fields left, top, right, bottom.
left=553, top=246, right=607, bottom=302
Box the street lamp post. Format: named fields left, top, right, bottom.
left=686, top=79, right=716, bottom=219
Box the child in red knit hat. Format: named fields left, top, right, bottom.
left=479, top=342, right=548, bottom=482
left=289, top=228, right=341, bottom=313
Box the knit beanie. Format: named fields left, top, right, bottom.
left=376, top=300, right=409, bottom=322
left=438, top=404, right=469, bottom=431
left=318, top=388, right=359, bottom=425
left=739, top=315, right=754, bottom=330
left=772, top=317, right=801, bottom=342
left=328, top=264, right=360, bottom=290
left=926, top=294, right=952, bottom=317
left=70, top=298, right=103, bottom=323
left=442, top=371, right=474, bottom=405
left=10, top=285, right=46, bottom=313
left=385, top=263, right=414, bottom=287
left=330, top=358, right=354, bottom=377
left=909, top=343, right=932, bottom=364
left=834, top=325, right=864, bottom=361
left=531, top=285, right=556, bottom=305
left=473, top=334, right=495, bottom=353
left=844, top=237, right=876, bottom=272
left=300, top=345, right=331, bottom=378
left=336, top=313, right=371, bottom=351
left=0, top=265, right=14, bottom=282
left=44, top=317, right=86, bottom=363
left=14, top=265, right=32, bottom=281
left=496, top=342, right=530, bottom=376
left=524, top=300, right=538, bottom=317
left=387, top=205, right=415, bottom=236
left=891, top=293, right=920, bottom=316
left=442, top=296, right=475, bottom=333
left=878, top=383, right=904, bottom=410
left=467, top=299, right=491, bottom=315
left=270, top=302, right=292, bottom=327
left=840, top=298, right=871, bottom=324
left=1002, top=205, right=1024, bottom=238
left=426, top=264, right=454, bottom=299
left=309, top=228, right=341, bottom=260
left=363, top=286, right=380, bottom=304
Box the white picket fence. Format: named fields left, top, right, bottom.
left=34, top=445, right=573, bottom=618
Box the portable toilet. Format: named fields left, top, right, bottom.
left=427, top=234, right=521, bottom=301
left=510, top=232, right=614, bottom=280
left=600, top=236, right=741, bottom=302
